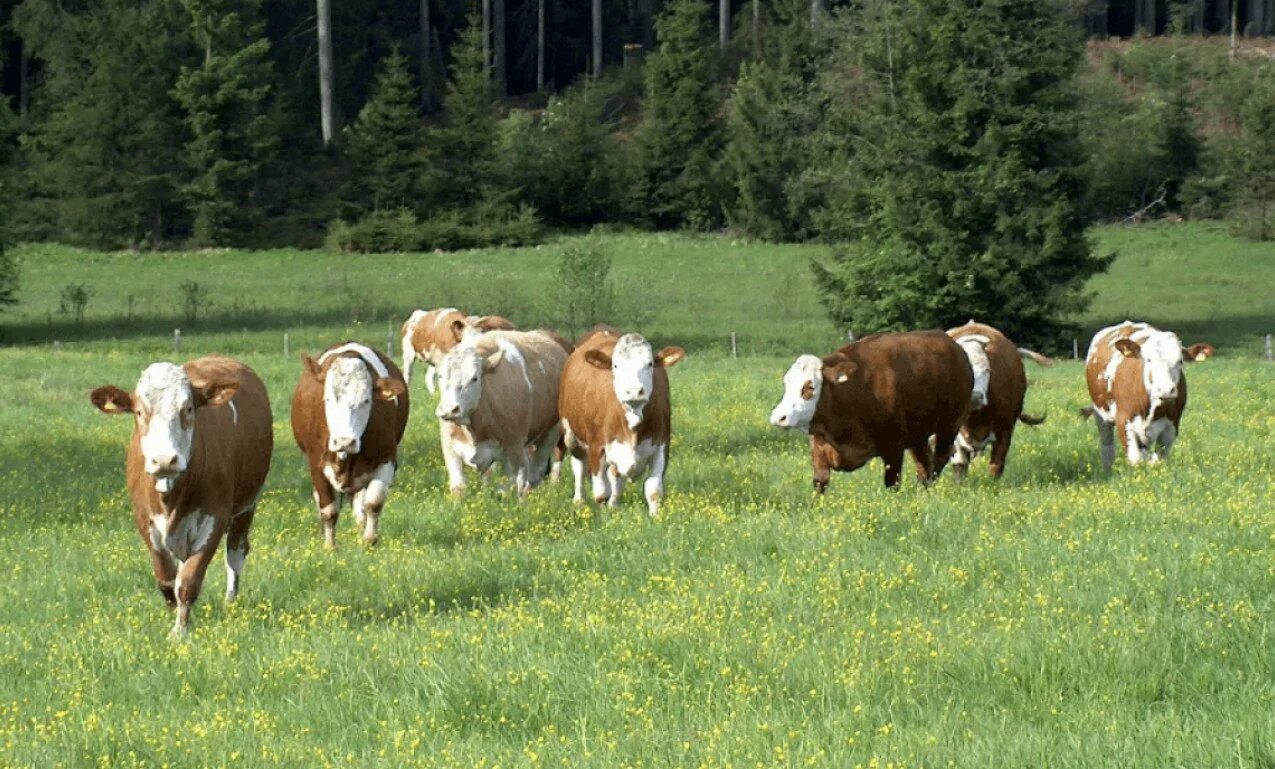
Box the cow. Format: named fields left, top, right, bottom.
left=1082, top=321, right=1187, bottom=471
left=90, top=357, right=272, bottom=638
left=945, top=321, right=1051, bottom=480
left=291, top=342, right=410, bottom=547
left=769, top=331, right=972, bottom=490
left=434, top=329, right=568, bottom=495
left=1184, top=342, right=1216, bottom=361
left=559, top=328, right=686, bottom=516
left=400, top=309, right=516, bottom=394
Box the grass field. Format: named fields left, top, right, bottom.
left=0, top=222, right=1272, bottom=768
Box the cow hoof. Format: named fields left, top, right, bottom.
left=168, top=624, right=190, bottom=642
left=363, top=534, right=380, bottom=547
left=448, top=486, right=466, bottom=499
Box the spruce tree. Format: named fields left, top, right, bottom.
left=344, top=49, right=427, bottom=214
left=173, top=0, right=279, bottom=246
left=429, top=14, right=497, bottom=211
left=0, top=71, right=17, bottom=311
left=632, top=0, right=722, bottom=229
left=1233, top=67, right=1275, bottom=240
left=810, top=0, right=1111, bottom=345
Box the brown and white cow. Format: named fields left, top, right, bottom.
left=1083, top=321, right=1187, bottom=471
left=90, top=357, right=273, bottom=638
left=559, top=328, right=686, bottom=516
left=434, top=329, right=568, bottom=495
left=946, top=321, right=1051, bottom=480
left=769, top=331, right=972, bottom=490
left=400, top=309, right=516, bottom=393
left=1184, top=342, right=1216, bottom=361
left=292, top=342, right=410, bottom=547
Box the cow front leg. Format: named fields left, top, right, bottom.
left=1096, top=417, right=1116, bottom=472
left=439, top=421, right=468, bottom=496
left=588, top=445, right=610, bottom=504
left=909, top=441, right=935, bottom=486
left=1153, top=421, right=1177, bottom=462
left=810, top=438, right=831, bottom=495
left=171, top=519, right=227, bottom=640
left=882, top=447, right=905, bottom=489
left=353, top=463, right=395, bottom=545
left=224, top=506, right=256, bottom=601
left=1122, top=419, right=1146, bottom=466
left=950, top=432, right=973, bottom=483
left=309, top=465, right=341, bottom=549
left=643, top=443, right=668, bottom=518
left=607, top=465, right=625, bottom=508
left=504, top=443, right=532, bottom=496
left=528, top=424, right=562, bottom=489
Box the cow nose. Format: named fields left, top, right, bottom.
left=771, top=412, right=788, bottom=427
left=148, top=454, right=180, bottom=475
left=436, top=404, right=460, bottom=421
left=329, top=437, right=358, bottom=456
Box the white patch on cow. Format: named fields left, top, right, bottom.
left=166, top=512, right=216, bottom=563
left=1138, top=330, right=1185, bottom=413
left=319, top=342, right=390, bottom=379
left=591, top=470, right=610, bottom=504
left=770, top=355, right=824, bottom=432
left=224, top=544, right=246, bottom=600
left=435, top=348, right=485, bottom=425
left=497, top=338, right=533, bottom=394
left=570, top=455, right=586, bottom=504
left=227, top=400, right=238, bottom=425
left=320, top=352, right=378, bottom=458
left=149, top=514, right=169, bottom=553
left=135, top=363, right=197, bottom=488
left=643, top=443, right=668, bottom=517
left=453, top=435, right=503, bottom=472
left=606, top=438, right=659, bottom=479
left=322, top=464, right=344, bottom=493
left=353, top=462, right=394, bottom=543
left=956, top=335, right=991, bottom=409
left=610, top=335, right=657, bottom=430
left=432, top=308, right=460, bottom=329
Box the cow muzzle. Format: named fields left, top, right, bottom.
left=328, top=436, right=360, bottom=459
left=435, top=403, right=466, bottom=424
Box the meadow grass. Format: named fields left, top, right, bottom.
left=0, top=222, right=1272, bottom=768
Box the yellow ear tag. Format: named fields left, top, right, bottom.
left=836, top=373, right=849, bottom=384
left=102, top=400, right=119, bottom=412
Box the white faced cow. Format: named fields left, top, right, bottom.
left=292, top=342, right=409, bottom=547
left=400, top=308, right=516, bottom=393
left=1083, top=321, right=1187, bottom=471
left=558, top=328, right=685, bottom=516
left=90, top=357, right=273, bottom=638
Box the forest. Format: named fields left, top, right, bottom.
left=1, top=0, right=1275, bottom=342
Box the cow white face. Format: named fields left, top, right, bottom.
left=1137, top=331, right=1185, bottom=402
left=324, top=358, right=375, bottom=458
left=770, top=355, right=825, bottom=432
left=435, top=346, right=503, bottom=426
left=90, top=363, right=237, bottom=493
left=584, top=335, right=686, bottom=429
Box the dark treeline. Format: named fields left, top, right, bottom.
left=2, top=0, right=1275, bottom=343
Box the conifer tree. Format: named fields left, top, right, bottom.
left=810, top=0, right=1111, bottom=345
left=632, top=0, right=722, bottom=229
left=173, top=0, right=279, bottom=246
left=0, top=72, right=17, bottom=311
left=429, top=13, right=497, bottom=211
left=1233, top=67, right=1275, bottom=240
left=344, top=49, right=427, bottom=214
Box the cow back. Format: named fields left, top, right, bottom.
left=467, top=330, right=569, bottom=445
left=948, top=322, right=1027, bottom=433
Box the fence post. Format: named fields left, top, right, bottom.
left=1073, top=338, right=1079, bottom=361
left=52, top=340, right=62, bottom=352
left=386, top=321, right=393, bottom=357
left=173, top=328, right=182, bottom=357
left=847, top=329, right=855, bottom=342
left=1266, top=333, right=1272, bottom=362
left=730, top=332, right=737, bottom=359
left=284, top=332, right=289, bottom=357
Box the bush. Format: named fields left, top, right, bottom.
left=58, top=283, right=93, bottom=324
left=178, top=280, right=211, bottom=325
left=325, top=202, right=543, bottom=253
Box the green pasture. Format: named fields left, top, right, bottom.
left=0, top=222, right=1272, bottom=768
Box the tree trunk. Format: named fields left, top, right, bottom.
left=493, top=0, right=507, bottom=96
left=592, top=0, right=603, bottom=77
left=483, top=0, right=492, bottom=81
left=719, top=0, right=730, bottom=47
left=1192, top=0, right=1205, bottom=33
left=1232, top=0, right=1238, bottom=55
left=752, top=0, right=760, bottom=54
left=317, top=0, right=337, bottom=146
left=18, top=44, right=30, bottom=132
left=810, top=0, right=825, bottom=28
left=420, top=0, right=434, bottom=109
left=537, top=0, right=546, bottom=91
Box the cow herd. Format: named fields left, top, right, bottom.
left=88, top=310, right=1206, bottom=638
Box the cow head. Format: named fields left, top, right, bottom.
left=585, top=334, right=685, bottom=428
left=770, top=354, right=855, bottom=432
left=435, top=344, right=505, bottom=425
left=304, top=355, right=404, bottom=459
left=1115, top=330, right=1184, bottom=403
left=90, top=363, right=237, bottom=493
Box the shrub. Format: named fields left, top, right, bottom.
left=58, top=283, right=93, bottom=325
left=325, top=203, right=543, bottom=253
left=178, top=280, right=211, bottom=325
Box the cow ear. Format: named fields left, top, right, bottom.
left=375, top=377, right=406, bottom=401
left=451, top=319, right=467, bottom=342
left=1114, top=339, right=1141, bottom=359
left=585, top=350, right=612, bottom=370
left=90, top=386, right=134, bottom=415
left=482, top=348, right=505, bottom=372
left=301, top=355, right=322, bottom=379
left=823, top=361, right=857, bottom=384
left=195, top=381, right=238, bottom=408
left=655, top=346, right=686, bottom=368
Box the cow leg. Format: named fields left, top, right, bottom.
left=550, top=439, right=565, bottom=483
left=424, top=364, right=438, bottom=395
left=401, top=340, right=417, bottom=387
left=643, top=443, right=668, bottom=518
left=589, top=444, right=610, bottom=504
left=909, top=441, right=935, bottom=486
left=950, top=431, right=973, bottom=483
left=1096, top=417, right=1116, bottom=472
left=1122, top=419, right=1145, bottom=466
left=882, top=446, right=905, bottom=489
left=1148, top=419, right=1177, bottom=463
left=571, top=456, right=587, bottom=504
left=987, top=425, right=1014, bottom=478
left=930, top=427, right=958, bottom=480
left=224, top=506, right=255, bottom=601
left=528, top=424, right=562, bottom=489
left=810, top=437, right=831, bottom=495
left=148, top=542, right=179, bottom=607
left=606, top=465, right=625, bottom=508
left=504, top=442, right=532, bottom=495
left=309, top=464, right=341, bottom=549
left=353, top=463, right=394, bottom=545
left=171, top=518, right=227, bottom=640
left=439, top=422, right=467, bottom=496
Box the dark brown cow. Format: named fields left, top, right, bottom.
left=1083, top=321, right=1187, bottom=471
left=769, top=331, right=972, bottom=490
left=292, top=342, right=409, bottom=547
left=90, top=357, right=273, bottom=638
left=1184, top=342, right=1216, bottom=361
left=946, top=321, right=1051, bottom=480
left=559, top=328, right=685, bottom=516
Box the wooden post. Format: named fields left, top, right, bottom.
left=730, top=332, right=737, bottom=359
left=847, top=329, right=855, bottom=342
left=1073, top=338, right=1079, bottom=360
left=284, top=332, right=290, bottom=356
left=174, top=328, right=182, bottom=357
left=53, top=340, right=62, bottom=352
left=1266, top=333, right=1272, bottom=361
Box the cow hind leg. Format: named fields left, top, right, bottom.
left=224, top=506, right=255, bottom=601
left=1096, top=418, right=1116, bottom=473
left=882, top=447, right=905, bottom=489
left=987, top=424, right=1014, bottom=479
left=504, top=443, right=532, bottom=496
left=909, top=441, right=936, bottom=486
left=930, top=427, right=959, bottom=480
left=528, top=424, right=562, bottom=488
left=949, top=432, right=974, bottom=483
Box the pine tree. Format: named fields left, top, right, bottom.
left=1233, top=67, right=1275, bottom=240
left=0, top=71, right=17, bottom=311
left=344, top=49, right=427, bottom=214
left=631, top=0, right=723, bottom=229
left=173, top=0, right=279, bottom=246
left=429, top=13, right=497, bottom=211
left=810, top=0, right=1112, bottom=346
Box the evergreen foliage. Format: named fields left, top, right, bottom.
left=0, top=79, right=17, bottom=311
left=809, top=0, right=1112, bottom=344
left=343, top=49, right=426, bottom=214
left=631, top=0, right=723, bottom=230
left=172, top=0, right=278, bottom=246
left=429, top=14, right=497, bottom=211
left=1232, top=68, right=1275, bottom=240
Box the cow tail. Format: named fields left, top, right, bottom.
left=1018, top=348, right=1054, bottom=367
left=1077, top=406, right=1096, bottom=421
left=1018, top=412, right=1047, bottom=426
